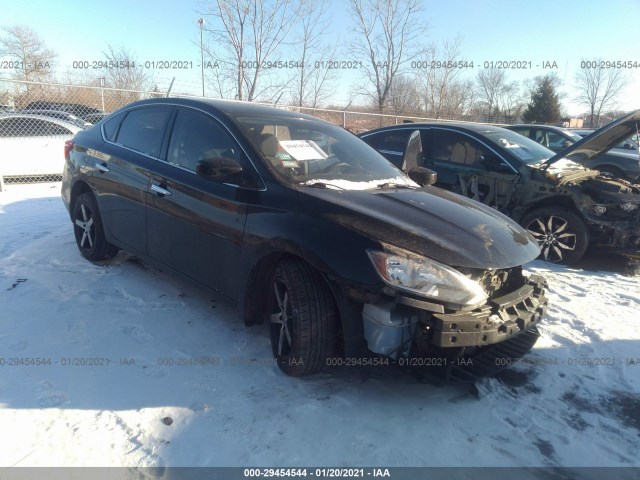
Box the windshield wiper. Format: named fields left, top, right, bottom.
left=376, top=182, right=414, bottom=189
left=303, top=182, right=345, bottom=190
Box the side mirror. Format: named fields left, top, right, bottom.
left=562, top=140, right=572, bottom=148
left=401, top=130, right=423, bottom=173
left=196, top=157, right=243, bottom=181
left=408, top=166, right=437, bottom=186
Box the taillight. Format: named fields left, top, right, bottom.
left=64, top=140, right=74, bottom=158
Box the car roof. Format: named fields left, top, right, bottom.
left=506, top=124, right=569, bottom=132
left=21, top=109, right=81, bottom=117
left=118, top=97, right=325, bottom=123
left=0, top=113, right=83, bottom=131
left=360, top=121, right=513, bottom=136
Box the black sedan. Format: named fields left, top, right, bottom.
left=62, top=98, right=547, bottom=379
left=360, top=116, right=640, bottom=265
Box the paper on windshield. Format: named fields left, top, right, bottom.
left=501, top=141, right=534, bottom=161
left=279, top=140, right=328, bottom=161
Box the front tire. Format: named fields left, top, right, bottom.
left=268, top=259, right=338, bottom=376
left=72, top=192, right=119, bottom=262
left=521, top=207, right=589, bottom=265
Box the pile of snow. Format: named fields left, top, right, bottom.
left=0, top=183, right=639, bottom=468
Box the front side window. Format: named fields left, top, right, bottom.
left=167, top=108, right=239, bottom=171
left=427, top=130, right=490, bottom=168
left=546, top=131, right=572, bottom=150
left=235, top=115, right=414, bottom=190
left=115, top=107, right=172, bottom=157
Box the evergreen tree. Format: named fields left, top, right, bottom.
left=522, top=75, right=562, bottom=123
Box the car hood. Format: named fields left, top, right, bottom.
left=298, top=186, right=540, bottom=270
left=545, top=110, right=640, bottom=167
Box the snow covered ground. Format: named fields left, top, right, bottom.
left=0, top=182, right=639, bottom=469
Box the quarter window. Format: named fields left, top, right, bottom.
left=102, top=111, right=126, bottom=141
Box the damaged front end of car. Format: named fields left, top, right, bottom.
left=356, top=244, right=548, bottom=382
left=539, top=156, right=640, bottom=254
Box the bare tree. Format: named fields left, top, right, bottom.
left=291, top=0, right=338, bottom=108
left=203, top=0, right=303, bottom=102
left=475, top=68, right=506, bottom=118
left=575, top=58, right=629, bottom=127
left=386, top=75, right=420, bottom=115
left=419, top=36, right=472, bottom=119
left=438, top=79, right=475, bottom=119
left=102, top=45, right=153, bottom=91
left=499, top=81, right=526, bottom=120
left=100, top=45, right=154, bottom=108
left=0, top=25, right=56, bottom=83
left=349, top=0, right=426, bottom=115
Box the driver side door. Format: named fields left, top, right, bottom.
left=421, top=128, right=519, bottom=212
left=145, top=106, right=255, bottom=298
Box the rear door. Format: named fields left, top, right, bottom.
left=92, top=105, right=174, bottom=255
left=145, top=106, right=254, bottom=298
left=422, top=128, right=519, bottom=211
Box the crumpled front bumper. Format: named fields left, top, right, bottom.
left=430, top=274, right=548, bottom=348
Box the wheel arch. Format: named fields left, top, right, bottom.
left=243, top=251, right=339, bottom=327
left=519, top=195, right=585, bottom=222
left=69, top=180, right=94, bottom=221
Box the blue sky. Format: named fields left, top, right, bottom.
left=1, top=0, right=639, bottom=115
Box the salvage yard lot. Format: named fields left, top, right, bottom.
left=0, top=182, right=639, bottom=468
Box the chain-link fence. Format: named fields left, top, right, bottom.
left=0, top=78, right=510, bottom=190
left=0, top=78, right=170, bottom=189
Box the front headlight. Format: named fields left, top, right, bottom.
left=367, top=248, right=488, bottom=308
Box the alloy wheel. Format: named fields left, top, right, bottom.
left=525, top=215, right=577, bottom=262
left=74, top=203, right=95, bottom=250
left=270, top=278, right=293, bottom=358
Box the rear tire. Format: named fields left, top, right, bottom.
left=521, top=207, right=589, bottom=265
left=72, top=192, right=119, bottom=262
left=268, top=259, right=338, bottom=376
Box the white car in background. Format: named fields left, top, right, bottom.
left=0, top=114, right=82, bottom=179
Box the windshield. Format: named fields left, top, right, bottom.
left=563, top=130, right=583, bottom=141
left=574, top=129, right=639, bottom=150
left=236, top=115, right=415, bottom=190
left=485, top=129, right=554, bottom=164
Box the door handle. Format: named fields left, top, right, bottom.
left=151, top=184, right=172, bottom=196
left=96, top=163, right=109, bottom=173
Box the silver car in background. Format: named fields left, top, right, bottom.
left=0, top=114, right=82, bottom=180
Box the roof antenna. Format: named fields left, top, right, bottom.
left=273, top=92, right=283, bottom=107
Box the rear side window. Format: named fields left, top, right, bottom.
left=115, top=107, right=172, bottom=157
